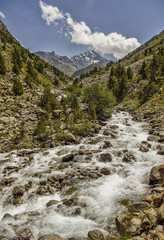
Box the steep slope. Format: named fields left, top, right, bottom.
left=35, top=50, right=109, bottom=76
left=81, top=30, right=164, bottom=130
left=0, top=20, right=70, bottom=152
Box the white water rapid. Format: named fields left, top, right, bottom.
left=0, top=112, right=163, bottom=239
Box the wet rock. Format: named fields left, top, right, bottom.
left=110, top=125, right=119, bottom=130
left=38, top=234, right=63, bottom=240
left=36, top=186, right=47, bottom=195
left=149, top=164, right=164, bottom=185
left=158, top=203, right=164, bottom=221
left=157, top=149, right=164, bottom=155
left=103, top=130, right=110, bottom=136
left=142, top=194, right=154, bottom=203
left=62, top=153, right=74, bottom=162
left=99, top=153, right=112, bottom=162
left=115, top=214, right=129, bottom=232
left=129, top=202, right=149, bottom=212
left=1, top=177, right=16, bottom=186
left=147, top=135, right=160, bottom=142
left=102, top=141, right=112, bottom=149
left=139, top=143, right=149, bottom=153
left=100, top=167, right=111, bottom=175
left=120, top=199, right=134, bottom=208
left=46, top=200, right=58, bottom=207
left=13, top=228, right=32, bottom=240
left=12, top=186, right=24, bottom=198
left=88, top=230, right=104, bottom=240
left=122, top=153, right=136, bottom=163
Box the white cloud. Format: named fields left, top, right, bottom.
left=39, top=2, right=141, bottom=59
left=39, top=1, right=64, bottom=25
left=0, top=11, right=6, bottom=19
left=65, top=13, right=141, bottom=59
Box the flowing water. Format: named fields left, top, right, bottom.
left=0, top=112, right=163, bottom=239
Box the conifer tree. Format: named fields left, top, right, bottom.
left=0, top=51, right=6, bottom=75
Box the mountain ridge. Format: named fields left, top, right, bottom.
left=35, top=50, right=109, bottom=76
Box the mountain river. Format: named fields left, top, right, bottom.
left=0, top=111, right=163, bottom=239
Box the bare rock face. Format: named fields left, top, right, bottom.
left=38, top=234, right=63, bottom=240
left=149, top=164, right=164, bottom=185
left=88, top=230, right=104, bottom=240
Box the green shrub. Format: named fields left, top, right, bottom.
left=12, top=78, right=24, bottom=96
left=70, top=120, right=91, bottom=136
left=55, top=132, right=75, bottom=142
left=84, top=83, right=116, bottom=119
left=34, top=116, right=51, bottom=141
left=39, top=86, right=60, bottom=112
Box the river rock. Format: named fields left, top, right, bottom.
left=12, top=186, right=24, bottom=198
left=38, top=234, right=63, bottom=240
left=103, top=130, right=110, bottom=136
left=152, top=232, right=164, bottom=240
left=122, top=153, right=136, bottom=163
left=13, top=228, right=32, bottom=240
left=158, top=203, right=164, bottom=221
left=62, top=153, right=74, bottom=162
left=128, top=217, right=141, bottom=235
left=145, top=208, right=157, bottom=225
left=140, top=217, right=151, bottom=231
left=115, top=214, right=129, bottom=232
left=46, top=200, right=58, bottom=207
left=147, top=135, right=160, bottom=142
left=157, top=149, right=164, bottom=155
left=129, top=202, right=149, bottom=212
left=99, top=153, right=112, bottom=162
left=149, top=164, right=164, bottom=185
left=88, top=230, right=104, bottom=240
left=100, top=167, right=111, bottom=175
left=102, top=141, right=112, bottom=149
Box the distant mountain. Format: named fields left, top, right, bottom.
left=35, top=50, right=109, bottom=76
left=71, top=50, right=109, bottom=69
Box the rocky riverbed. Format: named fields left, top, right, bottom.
left=0, top=112, right=163, bottom=240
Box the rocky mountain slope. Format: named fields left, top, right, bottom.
left=80, top=30, right=164, bottom=131
left=35, top=50, right=109, bottom=76
left=0, top=20, right=70, bottom=152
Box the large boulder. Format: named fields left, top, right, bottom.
left=149, top=164, right=164, bottom=185
left=38, top=234, right=63, bottom=240
left=88, top=230, right=104, bottom=240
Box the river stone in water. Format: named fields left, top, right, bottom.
left=62, top=153, right=74, bottom=162
left=38, top=234, right=63, bottom=240
left=88, top=230, right=104, bottom=240
left=149, top=164, right=164, bottom=185
left=100, top=167, right=111, bottom=175
left=12, top=186, right=24, bottom=198
left=99, top=153, right=112, bottom=162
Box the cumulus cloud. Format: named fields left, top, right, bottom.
left=39, top=1, right=64, bottom=25
left=0, top=11, right=6, bottom=19
left=40, top=1, right=141, bottom=59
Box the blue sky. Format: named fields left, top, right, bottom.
left=0, top=0, right=164, bottom=59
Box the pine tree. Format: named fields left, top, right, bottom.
left=0, top=51, right=6, bottom=75
left=127, top=67, right=133, bottom=79
left=139, top=60, right=147, bottom=79
left=12, top=78, right=24, bottom=96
